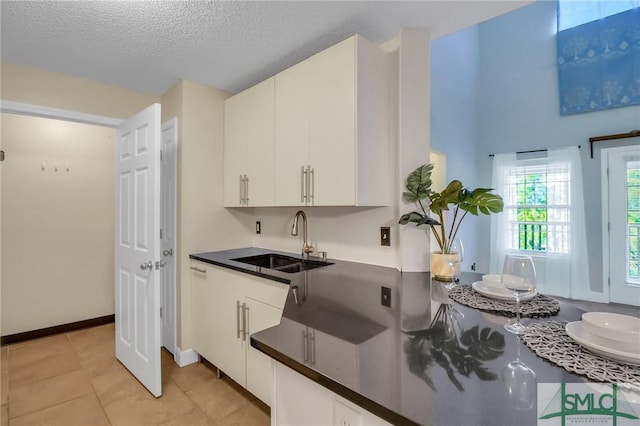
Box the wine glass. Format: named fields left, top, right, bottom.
left=502, top=254, right=536, bottom=335
left=445, top=239, right=464, bottom=289
left=502, top=337, right=537, bottom=410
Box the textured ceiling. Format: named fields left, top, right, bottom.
left=1, top=1, right=534, bottom=96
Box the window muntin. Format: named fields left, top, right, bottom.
left=503, top=161, right=571, bottom=254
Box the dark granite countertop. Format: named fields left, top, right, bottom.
left=191, top=248, right=588, bottom=426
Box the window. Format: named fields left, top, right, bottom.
left=557, top=0, right=640, bottom=31
left=503, top=162, right=570, bottom=254
left=490, top=147, right=590, bottom=299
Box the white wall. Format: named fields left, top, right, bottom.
left=0, top=63, right=159, bottom=336
left=430, top=1, right=640, bottom=289
left=474, top=0, right=640, bottom=291
left=430, top=25, right=481, bottom=272
left=161, top=80, right=251, bottom=350
left=1, top=114, right=115, bottom=335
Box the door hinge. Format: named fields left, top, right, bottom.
left=160, top=307, right=163, bottom=318
left=160, top=149, right=163, bottom=161
left=608, top=277, right=611, bottom=287
left=606, top=167, right=609, bottom=177
left=607, top=222, right=610, bottom=232
left=160, top=228, right=163, bottom=239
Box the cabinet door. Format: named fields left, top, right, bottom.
left=224, top=90, right=247, bottom=207
left=190, top=263, right=215, bottom=361
left=207, top=278, right=247, bottom=386
left=245, top=298, right=283, bottom=406
left=307, top=36, right=357, bottom=206
left=224, top=78, right=275, bottom=207
left=274, top=61, right=310, bottom=206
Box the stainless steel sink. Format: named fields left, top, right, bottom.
left=231, top=253, right=332, bottom=273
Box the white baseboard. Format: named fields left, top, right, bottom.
left=175, top=347, right=199, bottom=367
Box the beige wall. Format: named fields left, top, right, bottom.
left=1, top=62, right=159, bottom=118
left=1, top=114, right=115, bottom=335
left=161, top=80, right=250, bottom=350
left=0, top=63, right=159, bottom=336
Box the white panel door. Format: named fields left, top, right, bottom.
left=605, top=146, right=640, bottom=305
left=115, top=103, right=162, bottom=397
left=160, top=118, right=177, bottom=354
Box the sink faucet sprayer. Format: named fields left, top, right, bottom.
left=291, top=210, right=314, bottom=259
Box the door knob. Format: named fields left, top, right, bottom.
left=140, top=261, right=153, bottom=270
left=163, top=249, right=173, bottom=257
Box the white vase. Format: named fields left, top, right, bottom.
left=431, top=251, right=460, bottom=281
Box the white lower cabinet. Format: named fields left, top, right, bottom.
left=189, top=260, right=288, bottom=406
left=273, top=362, right=391, bottom=426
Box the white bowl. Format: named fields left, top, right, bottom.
left=482, top=274, right=502, bottom=290
left=581, top=312, right=640, bottom=344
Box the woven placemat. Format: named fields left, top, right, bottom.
left=448, top=284, right=560, bottom=318
left=522, top=321, right=640, bottom=383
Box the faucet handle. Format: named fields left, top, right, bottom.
left=302, top=244, right=315, bottom=255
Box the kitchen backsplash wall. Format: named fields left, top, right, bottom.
left=234, top=206, right=404, bottom=268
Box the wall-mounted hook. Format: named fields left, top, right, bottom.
left=41, top=162, right=46, bottom=171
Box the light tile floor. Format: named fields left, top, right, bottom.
left=0, top=324, right=269, bottom=426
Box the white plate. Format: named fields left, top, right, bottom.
left=581, top=312, right=640, bottom=343
left=471, top=281, right=537, bottom=302
left=565, top=321, right=640, bottom=365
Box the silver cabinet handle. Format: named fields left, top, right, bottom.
left=239, top=174, right=244, bottom=205
left=309, top=167, right=315, bottom=204
left=301, top=166, right=307, bottom=203
left=190, top=266, right=206, bottom=274
left=302, top=330, right=308, bottom=363
left=240, top=302, right=247, bottom=341
left=163, top=249, right=173, bottom=256
left=305, top=165, right=311, bottom=204
left=244, top=175, right=249, bottom=206
left=140, top=261, right=153, bottom=270
left=236, top=301, right=242, bottom=339
left=243, top=304, right=250, bottom=340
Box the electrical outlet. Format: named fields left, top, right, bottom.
left=380, top=227, right=390, bottom=246
left=381, top=286, right=391, bottom=307
left=256, top=221, right=261, bottom=234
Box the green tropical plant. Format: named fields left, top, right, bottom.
left=399, top=163, right=505, bottom=253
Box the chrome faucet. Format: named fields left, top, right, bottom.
left=291, top=210, right=314, bottom=259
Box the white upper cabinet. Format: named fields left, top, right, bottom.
left=225, top=34, right=390, bottom=208
left=223, top=77, right=275, bottom=207
left=275, top=35, right=391, bottom=207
